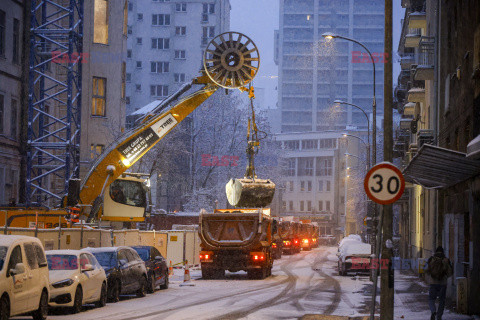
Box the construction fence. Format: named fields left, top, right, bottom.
left=2, top=227, right=200, bottom=266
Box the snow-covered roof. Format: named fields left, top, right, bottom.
left=130, top=100, right=164, bottom=116
left=0, top=234, right=41, bottom=247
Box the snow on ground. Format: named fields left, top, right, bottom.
left=34, top=246, right=471, bottom=320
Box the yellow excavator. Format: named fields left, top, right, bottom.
left=1, top=32, right=274, bottom=229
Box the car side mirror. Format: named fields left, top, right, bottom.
left=10, top=262, right=25, bottom=276
left=155, top=256, right=163, bottom=261
left=119, top=259, right=128, bottom=267
left=82, top=264, right=94, bottom=272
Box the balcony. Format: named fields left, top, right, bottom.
left=408, top=11, right=426, bottom=30
left=400, top=54, right=415, bottom=70
left=405, top=28, right=422, bottom=47
left=417, top=129, right=435, bottom=148
left=407, top=86, right=425, bottom=103
left=395, top=85, right=407, bottom=106
left=400, top=118, right=413, bottom=130
left=403, top=102, right=418, bottom=117
left=414, top=37, right=435, bottom=80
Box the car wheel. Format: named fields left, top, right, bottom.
left=32, top=290, right=48, bottom=320
left=147, top=273, right=156, bottom=294
left=0, top=295, right=10, bottom=320
left=160, top=271, right=169, bottom=290
left=109, top=280, right=121, bottom=303
left=95, top=282, right=107, bottom=308
left=136, top=276, right=147, bottom=298
left=71, top=286, right=83, bottom=314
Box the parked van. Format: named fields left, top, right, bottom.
left=0, top=235, right=50, bottom=320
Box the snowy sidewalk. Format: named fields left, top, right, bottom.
left=393, top=270, right=472, bottom=320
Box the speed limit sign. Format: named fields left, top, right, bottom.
left=364, top=162, right=405, bottom=205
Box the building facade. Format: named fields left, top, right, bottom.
left=80, top=0, right=128, bottom=178
left=395, top=0, right=480, bottom=312
left=0, top=0, right=26, bottom=204
left=125, top=0, right=230, bottom=115
left=275, top=0, right=384, bottom=133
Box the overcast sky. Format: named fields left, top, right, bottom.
left=230, top=0, right=404, bottom=109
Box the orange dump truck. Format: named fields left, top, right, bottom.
left=198, top=208, right=274, bottom=279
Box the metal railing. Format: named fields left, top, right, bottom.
left=418, top=36, right=435, bottom=66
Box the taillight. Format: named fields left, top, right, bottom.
left=251, top=252, right=265, bottom=261
left=200, top=251, right=213, bottom=261
left=294, top=239, right=299, bottom=244
left=283, top=240, right=291, bottom=246
left=272, top=243, right=277, bottom=249
left=302, top=239, right=309, bottom=244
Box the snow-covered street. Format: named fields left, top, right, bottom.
left=33, top=246, right=469, bottom=320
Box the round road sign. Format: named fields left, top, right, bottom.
left=364, top=162, right=405, bottom=205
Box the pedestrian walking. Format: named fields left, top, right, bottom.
left=425, top=246, right=453, bottom=320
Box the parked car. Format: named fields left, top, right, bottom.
left=337, top=242, right=372, bottom=276
left=0, top=235, right=49, bottom=320
left=46, top=250, right=107, bottom=313
left=131, top=246, right=168, bottom=293
left=85, top=247, right=147, bottom=302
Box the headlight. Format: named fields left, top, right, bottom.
left=52, top=278, right=74, bottom=288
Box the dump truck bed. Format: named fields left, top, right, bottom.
left=199, top=208, right=271, bottom=251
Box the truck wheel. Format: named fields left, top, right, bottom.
left=214, top=269, right=225, bottom=279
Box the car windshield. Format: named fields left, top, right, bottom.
left=133, top=248, right=149, bottom=261
left=0, top=246, right=7, bottom=271
left=92, top=251, right=116, bottom=268
left=47, top=254, right=78, bottom=270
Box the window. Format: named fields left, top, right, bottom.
left=137, top=13, right=143, bottom=20
left=298, top=157, right=314, bottom=176
left=318, top=201, right=323, bottom=211
left=90, top=144, right=105, bottom=159
left=24, top=243, right=38, bottom=269
left=0, top=10, right=5, bottom=56
left=151, top=38, right=170, bottom=49
left=175, top=50, right=186, bottom=59
left=127, top=49, right=132, bottom=58
left=92, top=77, right=106, bottom=116
left=0, top=94, right=3, bottom=134
left=341, top=196, right=345, bottom=204
left=175, top=3, right=187, bottom=12
left=287, top=158, right=295, bottom=176
left=326, top=180, right=331, bottom=192
left=282, top=201, right=286, bottom=211
left=126, top=73, right=131, bottom=82
left=117, top=250, right=128, bottom=264
left=150, top=61, right=169, bottom=73
left=302, top=139, right=317, bottom=150
left=153, top=0, right=170, bottom=2
left=319, top=138, right=336, bottom=149
left=316, top=157, right=333, bottom=176
left=152, top=14, right=170, bottom=26
left=136, top=37, right=142, bottom=45
left=326, top=201, right=331, bottom=211
left=136, top=61, right=142, bottom=68
left=289, top=181, right=294, bottom=192
left=122, top=62, right=126, bottom=98
left=201, top=13, right=209, bottom=23
left=318, top=180, right=323, bottom=192
left=175, top=26, right=186, bottom=36
left=10, top=99, right=17, bottom=139
left=12, top=19, right=20, bottom=64
left=307, top=181, right=312, bottom=192
left=127, top=25, right=132, bottom=34
left=174, top=73, right=186, bottom=83
left=202, top=26, right=215, bottom=38
left=7, top=245, right=23, bottom=276
left=33, top=243, right=46, bottom=267
left=126, top=96, right=130, bottom=104
left=135, top=84, right=141, bottom=91
left=150, top=85, right=168, bottom=97
left=128, top=2, right=133, bottom=11
left=123, top=0, right=128, bottom=35
left=289, top=201, right=293, bottom=211
left=307, top=201, right=312, bottom=211
left=300, top=181, right=305, bottom=192
left=284, top=140, right=299, bottom=150
left=203, top=3, right=215, bottom=14
left=94, top=0, right=108, bottom=44
left=300, top=201, right=304, bottom=211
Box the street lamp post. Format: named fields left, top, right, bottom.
left=342, top=133, right=370, bottom=172
left=334, top=100, right=371, bottom=170
left=322, top=33, right=377, bottom=167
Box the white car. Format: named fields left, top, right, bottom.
left=337, top=242, right=372, bottom=276
left=46, top=250, right=107, bottom=313
left=0, top=235, right=50, bottom=320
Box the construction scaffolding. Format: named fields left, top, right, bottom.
left=27, top=0, right=84, bottom=205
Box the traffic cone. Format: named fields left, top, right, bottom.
left=179, top=260, right=195, bottom=287
left=168, top=261, right=173, bottom=277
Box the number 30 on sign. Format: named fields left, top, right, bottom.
left=364, top=162, right=405, bottom=205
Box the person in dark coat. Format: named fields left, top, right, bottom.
left=425, top=246, right=453, bottom=320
